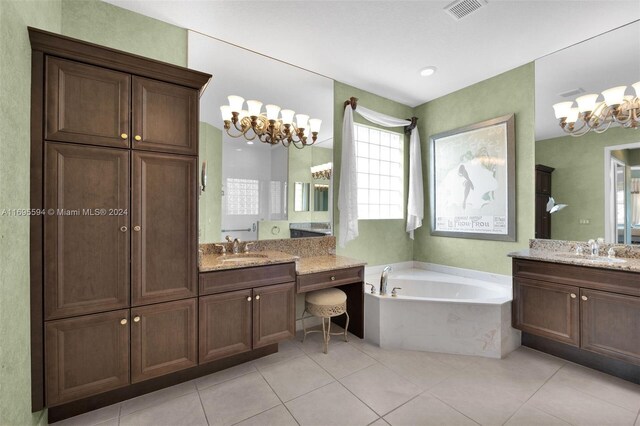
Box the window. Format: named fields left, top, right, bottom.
left=225, top=178, right=259, bottom=215
left=354, top=124, right=404, bottom=220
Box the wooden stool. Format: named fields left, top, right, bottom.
left=301, top=288, right=349, bottom=354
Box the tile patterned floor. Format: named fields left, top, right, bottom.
left=52, top=328, right=640, bottom=426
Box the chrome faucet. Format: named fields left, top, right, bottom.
left=225, top=235, right=241, bottom=254
left=588, top=238, right=600, bottom=256
left=379, top=266, right=392, bottom=296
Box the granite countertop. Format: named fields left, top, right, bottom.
left=508, top=248, right=640, bottom=273
left=199, top=250, right=299, bottom=272
left=296, top=255, right=367, bottom=275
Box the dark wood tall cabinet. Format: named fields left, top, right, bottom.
left=30, top=28, right=210, bottom=412
left=535, top=164, right=554, bottom=239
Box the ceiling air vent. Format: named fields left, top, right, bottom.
left=444, top=0, right=487, bottom=20
left=559, top=88, right=585, bottom=98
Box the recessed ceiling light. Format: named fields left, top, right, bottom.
left=235, top=148, right=242, bottom=151
left=247, top=141, right=254, bottom=145
left=420, top=66, right=437, bottom=77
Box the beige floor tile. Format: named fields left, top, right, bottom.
left=50, top=403, right=120, bottom=426
left=529, top=381, right=638, bottom=426
left=307, top=341, right=378, bottom=379
left=119, top=392, right=207, bottom=426
left=234, top=404, right=298, bottom=426
left=472, top=346, right=564, bottom=381
left=504, top=404, right=571, bottom=426
left=251, top=340, right=306, bottom=369
left=549, top=363, right=640, bottom=413
left=120, top=380, right=197, bottom=416
left=93, top=419, right=119, bottom=426
left=369, top=418, right=389, bottom=426
left=384, top=394, right=477, bottom=426
left=258, top=355, right=334, bottom=401
left=286, top=381, right=378, bottom=426
left=374, top=348, right=460, bottom=391
left=429, top=373, right=524, bottom=425
left=635, top=412, right=640, bottom=426
left=198, top=372, right=280, bottom=426
left=423, top=351, right=481, bottom=370
left=340, top=364, right=421, bottom=416
left=195, top=362, right=257, bottom=391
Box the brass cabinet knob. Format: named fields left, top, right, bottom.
left=120, top=133, right=128, bottom=140
left=133, top=316, right=140, bottom=323
left=570, top=293, right=576, bottom=299
left=133, top=226, right=141, bottom=232
left=134, top=135, right=142, bottom=141
left=581, top=295, right=588, bottom=301
left=120, top=318, right=127, bottom=325
left=330, top=276, right=336, bottom=281
left=247, top=296, right=252, bottom=301
left=255, top=295, right=260, bottom=300
left=120, top=226, right=127, bottom=232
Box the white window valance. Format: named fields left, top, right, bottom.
left=338, top=99, right=424, bottom=248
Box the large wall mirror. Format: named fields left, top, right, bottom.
left=535, top=21, right=640, bottom=244
left=189, top=32, right=334, bottom=243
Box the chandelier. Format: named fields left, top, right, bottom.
left=552, top=82, right=639, bottom=137
left=310, top=162, right=332, bottom=180
left=220, top=95, right=321, bottom=148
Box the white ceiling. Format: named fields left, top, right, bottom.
left=105, top=0, right=639, bottom=107
left=535, top=21, right=640, bottom=141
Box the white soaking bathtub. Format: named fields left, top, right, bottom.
left=364, top=267, right=521, bottom=358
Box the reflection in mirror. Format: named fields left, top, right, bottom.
left=188, top=31, right=334, bottom=243
left=535, top=21, right=640, bottom=244
left=314, top=184, right=329, bottom=212
left=294, top=182, right=310, bottom=212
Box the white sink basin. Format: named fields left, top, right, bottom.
left=218, top=254, right=269, bottom=263
left=555, top=253, right=626, bottom=264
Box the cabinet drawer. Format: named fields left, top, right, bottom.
left=297, top=267, right=364, bottom=293
left=200, top=262, right=296, bottom=295
left=513, top=259, right=640, bottom=297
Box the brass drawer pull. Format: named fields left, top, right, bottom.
left=247, top=296, right=252, bottom=301
left=330, top=276, right=336, bottom=281
left=120, top=318, right=127, bottom=325
left=581, top=295, right=588, bottom=301
left=120, top=133, right=128, bottom=140
left=134, top=135, right=142, bottom=141
left=570, top=293, right=576, bottom=299
left=133, top=226, right=141, bottom=232
left=133, top=316, right=140, bottom=323
left=255, top=295, right=260, bottom=300
left=120, top=226, right=127, bottom=232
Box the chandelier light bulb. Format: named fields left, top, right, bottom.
left=281, top=109, right=295, bottom=125
left=228, top=95, right=244, bottom=112
left=309, top=118, right=322, bottom=133
left=565, top=107, right=580, bottom=124
left=220, top=105, right=232, bottom=121
left=602, top=86, right=627, bottom=106
left=265, top=104, right=281, bottom=120
left=247, top=100, right=263, bottom=117
left=296, top=114, right=309, bottom=129
left=552, top=101, right=573, bottom=119
left=575, top=94, right=599, bottom=113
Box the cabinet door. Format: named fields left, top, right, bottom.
left=131, top=152, right=197, bottom=306
left=513, top=277, right=579, bottom=346
left=45, top=57, right=130, bottom=148
left=132, top=77, right=198, bottom=155
left=45, top=310, right=129, bottom=406
left=199, top=290, right=253, bottom=363
left=44, top=142, right=129, bottom=319
left=131, top=299, right=198, bottom=383
left=253, top=282, right=295, bottom=348
left=581, top=289, right=640, bottom=365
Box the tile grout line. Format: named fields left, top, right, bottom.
left=195, top=366, right=258, bottom=393
left=253, top=361, right=302, bottom=426
left=423, top=392, right=482, bottom=426
left=195, top=387, right=212, bottom=426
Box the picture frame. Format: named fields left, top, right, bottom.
left=429, top=114, right=516, bottom=241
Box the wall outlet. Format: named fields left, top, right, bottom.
left=579, top=219, right=590, bottom=225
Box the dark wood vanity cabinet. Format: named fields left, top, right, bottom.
left=31, top=28, right=210, bottom=412
left=131, top=152, right=198, bottom=306
left=199, top=264, right=296, bottom=364
left=513, top=259, right=640, bottom=368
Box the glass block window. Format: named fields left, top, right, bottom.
left=226, top=178, right=259, bottom=215
left=270, top=180, right=283, bottom=216
left=354, top=124, right=404, bottom=220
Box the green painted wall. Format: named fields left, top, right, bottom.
left=0, top=2, right=188, bottom=424
left=198, top=122, right=223, bottom=243
left=0, top=2, right=61, bottom=425
left=413, top=63, right=536, bottom=275
left=536, top=127, right=640, bottom=240
left=333, top=81, right=414, bottom=266
left=61, top=0, right=187, bottom=66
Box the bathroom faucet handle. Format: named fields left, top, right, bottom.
left=214, top=243, right=227, bottom=255
left=365, top=282, right=377, bottom=295
left=607, top=247, right=616, bottom=258
left=244, top=241, right=256, bottom=253
left=391, top=287, right=402, bottom=297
